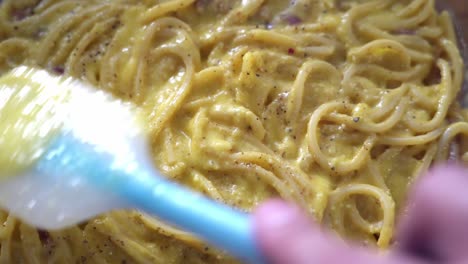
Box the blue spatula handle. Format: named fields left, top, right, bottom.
left=37, top=135, right=266, bottom=264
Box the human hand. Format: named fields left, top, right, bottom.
left=253, top=165, right=468, bottom=264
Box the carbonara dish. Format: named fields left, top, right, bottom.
left=0, top=0, right=466, bottom=263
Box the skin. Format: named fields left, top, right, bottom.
left=253, top=164, right=468, bottom=264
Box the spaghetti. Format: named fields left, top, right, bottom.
left=0, top=0, right=466, bottom=263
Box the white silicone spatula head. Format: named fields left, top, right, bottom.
left=0, top=66, right=265, bottom=264
left=0, top=65, right=145, bottom=229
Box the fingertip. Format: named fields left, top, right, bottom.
left=253, top=199, right=305, bottom=233
left=253, top=199, right=316, bottom=263
left=423, top=163, right=467, bottom=182
left=254, top=199, right=298, bottom=220
left=406, top=164, right=466, bottom=211
left=397, top=163, right=468, bottom=262
left=253, top=200, right=392, bottom=264
left=253, top=199, right=308, bottom=247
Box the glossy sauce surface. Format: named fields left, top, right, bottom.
left=0, top=0, right=466, bottom=263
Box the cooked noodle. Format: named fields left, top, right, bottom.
left=0, top=0, right=466, bottom=262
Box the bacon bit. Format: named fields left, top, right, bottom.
left=38, top=229, right=51, bottom=244
left=11, top=7, right=34, bottom=21
left=282, top=14, right=302, bottom=25
left=52, top=66, right=65, bottom=75
left=288, top=48, right=295, bottom=55
left=423, top=63, right=441, bottom=86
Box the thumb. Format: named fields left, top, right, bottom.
left=252, top=199, right=385, bottom=264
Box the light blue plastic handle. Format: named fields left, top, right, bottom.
left=37, top=135, right=266, bottom=264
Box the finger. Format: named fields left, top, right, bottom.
left=397, top=164, right=468, bottom=263
left=253, top=199, right=392, bottom=264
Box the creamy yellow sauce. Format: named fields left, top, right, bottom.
left=0, top=67, right=68, bottom=177
left=0, top=0, right=467, bottom=263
